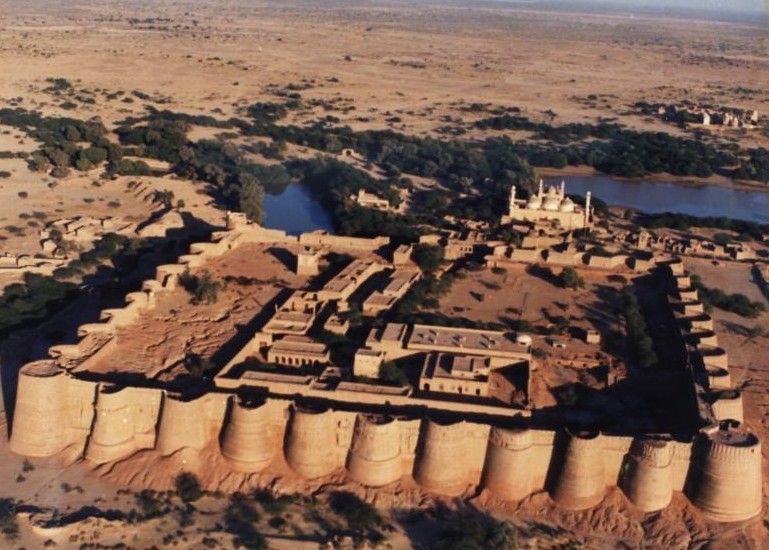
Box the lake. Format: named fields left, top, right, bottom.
left=545, top=176, right=769, bottom=224
left=261, top=177, right=769, bottom=235
left=262, top=184, right=335, bottom=235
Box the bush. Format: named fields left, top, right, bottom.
left=378, top=361, right=409, bottom=386
left=174, top=472, right=203, bottom=503
left=253, top=490, right=296, bottom=515
left=691, top=274, right=766, bottom=318
left=328, top=491, right=380, bottom=531
left=412, top=244, right=445, bottom=273
left=430, top=513, right=517, bottom=550
left=187, top=271, right=223, bottom=305
left=0, top=499, right=19, bottom=542
left=559, top=267, right=585, bottom=290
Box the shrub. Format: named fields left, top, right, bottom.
left=429, top=513, right=517, bottom=550
left=0, top=499, right=19, bottom=542
left=559, top=267, right=585, bottom=290
left=174, top=472, right=203, bottom=503
left=189, top=271, right=222, bottom=305
left=328, top=491, right=380, bottom=531
left=253, top=490, right=296, bottom=515
left=378, top=361, right=409, bottom=386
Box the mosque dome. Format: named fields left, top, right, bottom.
left=559, top=197, right=575, bottom=213
left=542, top=186, right=560, bottom=211
left=526, top=195, right=542, bottom=209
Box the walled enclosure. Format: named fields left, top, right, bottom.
left=7, top=219, right=763, bottom=523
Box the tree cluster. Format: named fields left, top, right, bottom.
left=691, top=274, right=766, bottom=318
left=621, top=285, right=658, bottom=369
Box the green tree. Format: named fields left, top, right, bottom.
left=328, top=491, right=380, bottom=531
left=378, top=361, right=409, bottom=385
left=239, top=174, right=265, bottom=224
left=559, top=267, right=585, bottom=290
left=174, top=472, right=203, bottom=503
left=430, top=513, right=517, bottom=550
left=412, top=244, right=445, bottom=273
left=0, top=499, right=19, bottom=542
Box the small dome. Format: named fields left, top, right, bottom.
left=542, top=196, right=560, bottom=211
left=526, top=195, right=542, bottom=209
left=516, top=333, right=532, bottom=346
left=559, top=197, right=575, bottom=213
left=546, top=185, right=558, bottom=197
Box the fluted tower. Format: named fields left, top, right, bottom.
left=549, top=429, right=606, bottom=510
left=284, top=405, right=338, bottom=479
left=10, top=361, right=72, bottom=457
left=85, top=385, right=136, bottom=463
left=346, top=414, right=402, bottom=487
left=686, top=423, right=762, bottom=522
left=155, top=393, right=209, bottom=456
left=482, top=427, right=534, bottom=501
left=620, top=438, right=673, bottom=512
left=413, top=419, right=472, bottom=496
left=220, top=396, right=275, bottom=472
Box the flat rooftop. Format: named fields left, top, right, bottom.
left=270, top=335, right=328, bottom=356
left=322, top=259, right=379, bottom=294
left=408, top=324, right=530, bottom=358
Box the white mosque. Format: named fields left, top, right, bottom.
left=502, top=180, right=592, bottom=230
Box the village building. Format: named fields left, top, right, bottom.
left=351, top=189, right=392, bottom=211
left=419, top=353, right=491, bottom=397
left=266, top=335, right=330, bottom=367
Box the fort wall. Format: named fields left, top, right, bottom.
left=86, top=386, right=143, bottom=463
left=9, top=362, right=72, bottom=457
left=620, top=439, right=674, bottom=512
left=220, top=397, right=278, bottom=472
left=155, top=393, right=219, bottom=456
left=482, top=428, right=535, bottom=501
left=284, top=406, right=343, bottom=479
left=7, top=237, right=762, bottom=523
left=685, top=426, right=762, bottom=522
left=548, top=430, right=607, bottom=510
left=413, top=419, right=488, bottom=496
left=346, top=415, right=403, bottom=487
left=9, top=364, right=762, bottom=521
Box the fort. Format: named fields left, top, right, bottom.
left=6, top=210, right=763, bottom=524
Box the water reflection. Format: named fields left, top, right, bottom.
left=262, top=184, right=335, bottom=235
left=546, top=176, right=769, bottom=223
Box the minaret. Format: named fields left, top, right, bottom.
left=560, top=180, right=566, bottom=199
left=509, top=185, right=516, bottom=217
left=538, top=179, right=544, bottom=198
left=584, top=191, right=592, bottom=228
